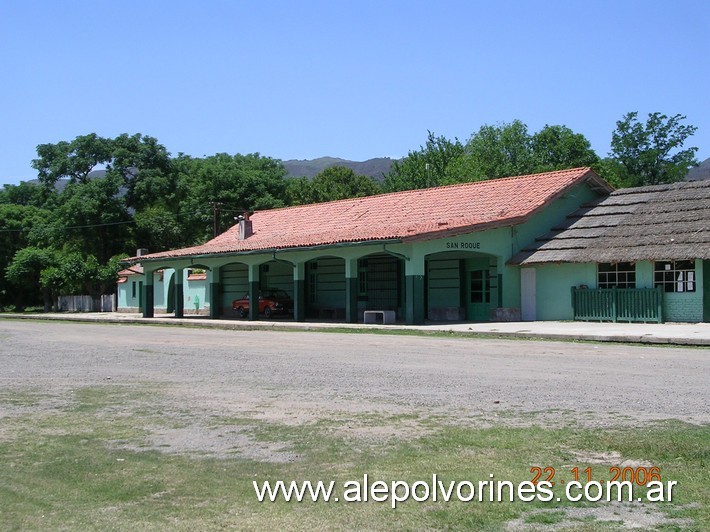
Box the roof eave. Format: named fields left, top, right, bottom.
left=130, top=238, right=405, bottom=264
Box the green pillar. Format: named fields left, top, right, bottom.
left=248, top=264, right=260, bottom=321
left=405, top=255, right=425, bottom=325
left=293, top=262, right=305, bottom=322
left=345, top=258, right=358, bottom=323
left=210, top=266, right=221, bottom=319
left=174, top=268, right=184, bottom=318
left=142, top=268, right=154, bottom=318
left=405, top=275, right=425, bottom=325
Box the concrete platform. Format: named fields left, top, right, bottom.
left=1, top=312, right=709, bottom=346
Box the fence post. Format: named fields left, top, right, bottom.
left=571, top=286, right=577, bottom=319
left=656, top=286, right=663, bottom=323
left=611, top=286, right=617, bottom=323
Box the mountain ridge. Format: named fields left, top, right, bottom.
left=281, top=157, right=394, bottom=181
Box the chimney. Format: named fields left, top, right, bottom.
left=238, top=212, right=253, bottom=240
left=136, top=248, right=149, bottom=257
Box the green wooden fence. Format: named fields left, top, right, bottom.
left=572, top=287, right=663, bottom=323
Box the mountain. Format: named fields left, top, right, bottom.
left=686, top=157, right=710, bottom=181
left=282, top=157, right=394, bottom=181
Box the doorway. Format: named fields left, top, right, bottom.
left=467, top=268, right=491, bottom=321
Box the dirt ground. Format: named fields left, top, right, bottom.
left=2, top=320, right=708, bottom=433
left=1, top=320, right=707, bottom=529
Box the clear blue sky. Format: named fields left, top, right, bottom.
left=1, top=0, right=708, bottom=186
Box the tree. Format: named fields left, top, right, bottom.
left=5, top=246, right=57, bottom=311
left=451, top=120, right=535, bottom=181
left=182, top=153, right=288, bottom=239
left=41, top=252, right=122, bottom=299
left=531, top=125, right=599, bottom=171
left=286, top=166, right=381, bottom=205
left=32, top=133, right=113, bottom=189
left=384, top=131, right=464, bottom=191
left=0, top=204, right=53, bottom=308
left=0, top=181, right=52, bottom=208
left=113, top=133, right=174, bottom=211
left=609, top=112, right=698, bottom=187
left=133, top=206, right=185, bottom=252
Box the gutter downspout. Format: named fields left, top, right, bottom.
left=382, top=243, right=409, bottom=261
left=271, top=251, right=296, bottom=268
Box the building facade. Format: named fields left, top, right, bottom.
left=122, top=169, right=709, bottom=324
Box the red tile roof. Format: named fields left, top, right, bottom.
left=135, top=168, right=609, bottom=261
left=118, top=265, right=144, bottom=276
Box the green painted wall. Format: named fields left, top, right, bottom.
left=534, top=262, right=597, bottom=320
left=531, top=259, right=706, bottom=323
left=704, top=261, right=710, bottom=323
left=119, top=269, right=206, bottom=314
left=426, top=258, right=461, bottom=310
left=307, top=257, right=346, bottom=309
left=661, top=259, right=704, bottom=323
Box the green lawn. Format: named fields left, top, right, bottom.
left=0, top=385, right=707, bottom=530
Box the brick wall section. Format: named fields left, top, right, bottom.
left=663, top=293, right=703, bottom=322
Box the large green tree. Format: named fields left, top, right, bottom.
left=5, top=246, right=57, bottom=311
left=0, top=204, right=53, bottom=309
left=286, top=166, right=381, bottom=205
left=384, top=131, right=464, bottom=191
left=452, top=120, right=534, bottom=181
left=531, top=125, right=599, bottom=172
left=608, top=112, right=698, bottom=187
left=32, top=133, right=113, bottom=188
left=182, top=153, right=288, bottom=239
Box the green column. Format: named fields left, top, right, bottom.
left=248, top=264, right=260, bottom=321
left=174, top=268, right=184, bottom=318
left=209, top=266, right=221, bottom=319
left=142, top=268, right=154, bottom=318
left=405, top=255, right=425, bottom=325
left=345, top=258, right=358, bottom=323
left=293, top=262, right=305, bottom=322
left=405, top=275, right=425, bottom=325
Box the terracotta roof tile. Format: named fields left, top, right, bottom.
left=136, top=167, right=607, bottom=261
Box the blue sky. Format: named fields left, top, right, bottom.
left=1, top=0, right=708, bottom=185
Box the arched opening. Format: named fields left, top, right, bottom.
left=357, top=252, right=404, bottom=322
left=425, top=250, right=500, bottom=322
left=221, top=261, right=249, bottom=318
left=304, top=256, right=346, bottom=320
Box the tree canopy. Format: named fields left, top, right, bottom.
left=287, top=166, right=381, bottom=204
left=608, top=112, right=698, bottom=187
left=383, top=131, right=464, bottom=191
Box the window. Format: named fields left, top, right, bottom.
left=308, top=272, right=317, bottom=303
left=132, top=281, right=137, bottom=299
left=598, top=262, right=636, bottom=289
left=654, top=260, right=696, bottom=293
left=469, top=270, right=490, bottom=304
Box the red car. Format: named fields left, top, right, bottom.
left=232, top=289, right=294, bottom=318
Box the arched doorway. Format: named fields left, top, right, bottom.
left=425, top=251, right=500, bottom=321
left=304, top=256, right=346, bottom=320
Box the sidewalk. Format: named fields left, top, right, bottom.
left=2, top=312, right=709, bottom=346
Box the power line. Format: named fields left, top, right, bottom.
left=0, top=219, right=136, bottom=233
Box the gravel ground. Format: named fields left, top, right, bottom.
left=1, top=320, right=708, bottom=432
left=1, top=320, right=707, bottom=529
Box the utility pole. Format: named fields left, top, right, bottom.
left=210, top=201, right=223, bottom=237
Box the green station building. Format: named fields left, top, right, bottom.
left=122, top=167, right=710, bottom=324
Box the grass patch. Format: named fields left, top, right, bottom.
left=0, top=386, right=707, bottom=530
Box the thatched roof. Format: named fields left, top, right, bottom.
left=510, top=180, right=710, bottom=265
